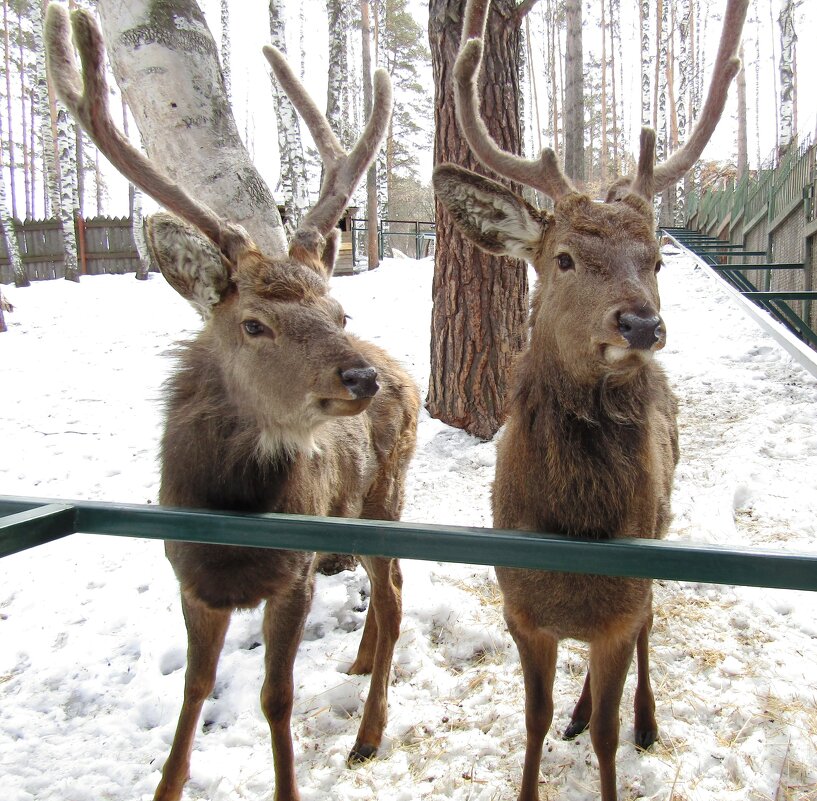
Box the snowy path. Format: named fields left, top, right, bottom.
left=1, top=247, right=816, bottom=801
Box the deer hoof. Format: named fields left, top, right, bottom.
left=347, top=742, right=378, bottom=765
left=562, top=718, right=589, bottom=740
left=634, top=727, right=658, bottom=751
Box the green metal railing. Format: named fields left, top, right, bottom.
left=2, top=494, right=816, bottom=592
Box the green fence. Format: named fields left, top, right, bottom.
left=3, top=494, right=816, bottom=592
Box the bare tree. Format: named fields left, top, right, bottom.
left=736, top=43, right=748, bottom=180
left=361, top=0, right=379, bottom=269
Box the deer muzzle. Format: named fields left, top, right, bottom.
left=617, top=311, right=664, bottom=351
left=340, top=366, right=380, bottom=399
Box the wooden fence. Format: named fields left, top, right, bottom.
left=0, top=215, right=147, bottom=284
left=685, top=136, right=817, bottom=334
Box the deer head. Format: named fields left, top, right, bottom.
left=434, top=0, right=748, bottom=384
left=46, top=4, right=393, bottom=454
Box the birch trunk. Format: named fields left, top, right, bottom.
left=96, top=0, right=287, bottom=257
left=269, top=0, right=309, bottom=233
left=676, top=0, right=689, bottom=221
left=220, top=0, right=231, bottom=101
left=326, top=0, right=353, bottom=150
left=640, top=0, right=650, bottom=125
left=55, top=106, right=80, bottom=282
left=777, top=0, right=796, bottom=157
left=0, top=142, right=26, bottom=287
left=3, top=0, right=18, bottom=220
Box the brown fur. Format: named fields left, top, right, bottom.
left=151, top=225, right=419, bottom=801
left=434, top=166, right=679, bottom=801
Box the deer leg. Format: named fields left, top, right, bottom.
left=154, top=594, right=231, bottom=801
left=563, top=669, right=592, bottom=739
left=633, top=612, right=658, bottom=749
left=348, top=556, right=402, bottom=764
left=505, top=614, right=558, bottom=801
left=260, top=581, right=313, bottom=801
left=588, top=634, right=638, bottom=801
left=347, top=599, right=378, bottom=676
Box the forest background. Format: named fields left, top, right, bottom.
left=0, top=0, right=813, bottom=242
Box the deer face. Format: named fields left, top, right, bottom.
left=433, top=166, right=665, bottom=381
left=148, top=214, right=378, bottom=451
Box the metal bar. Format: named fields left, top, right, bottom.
left=741, top=291, right=817, bottom=301
left=1, top=495, right=816, bottom=592
left=708, top=263, right=804, bottom=271
left=697, top=250, right=768, bottom=257
left=0, top=503, right=76, bottom=557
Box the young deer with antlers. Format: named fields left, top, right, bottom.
left=433, top=1, right=747, bottom=799
left=46, top=6, right=419, bottom=801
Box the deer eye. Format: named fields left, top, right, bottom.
left=242, top=319, right=266, bottom=337
left=342, top=314, right=351, bottom=328
left=556, top=253, right=574, bottom=271
left=655, top=261, right=663, bottom=274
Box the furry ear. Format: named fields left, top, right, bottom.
left=433, top=163, right=547, bottom=262
left=288, top=226, right=335, bottom=278
left=145, top=212, right=231, bottom=318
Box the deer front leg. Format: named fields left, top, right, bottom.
left=154, top=594, right=231, bottom=801
left=589, top=633, right=639, bottom=801
left=260, top=580, right=314, bottom=801
left=348, top=556, right=402, bottom=763
left=505, top=612, right=558, bottom=801
left=633, top=611, right=658, bottom=749
left=347, top=599, right=378, bottom=676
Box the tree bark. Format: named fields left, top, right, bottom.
left=563, top=0, right=584, bottom=185
left=96, top=0, right=287, bottom=257
left=777, top=0, right=796, bottom=158
left=361, top=0, right=379, bottom=269
left=269, top=0, right=309, bottom=233
left=640, top=0, right=650, bottom=125
left=736, top=43, right=748, bottom=181
left=428, top=0, right=528, bottom=441
left=600, top=0, right=607, bottom=184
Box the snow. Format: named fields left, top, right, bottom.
left=1, top=247, right=816, bottom=801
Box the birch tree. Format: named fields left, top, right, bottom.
left=361, top=0, right=379, bottom=268
left=777, top=0, right=796, bottom=157
left=96, top=0, right=287, bottom=257
left=736, top=43, right=748, bottom=180
left=326, top=0, right=354, bottom=150
left=640, top=0, right=650, bottom=125
left=3, top=0, right=18, bottom=220
left=0, top=142, right=26, bottom=287
left=219, top=0, right=231, bottom=101
left=269, top=0, right=309, bottom=232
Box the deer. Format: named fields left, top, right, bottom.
left=45, top=6, right=420, bottom=801
left=432, top=1, right=748, bottom=799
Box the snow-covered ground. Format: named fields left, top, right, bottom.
left=1, top=247, right=816, bottom=801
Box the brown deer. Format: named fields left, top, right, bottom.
left=45, top=7, right=419, bottom=801
left=433, top=1, right=747, bottom=799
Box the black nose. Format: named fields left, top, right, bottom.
left=340, top=366, right=379, bottom=399
left=618, top=312, right=662, bottom=350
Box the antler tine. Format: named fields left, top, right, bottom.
left=651, top=0, right=749, bottom=194
left=45, top=4, right=250, bottom=261
left=263, top=45, right=393, bottom=237
left=454, top=0, right=573, bottom=202
left=630, top=128, right=656, bottom=199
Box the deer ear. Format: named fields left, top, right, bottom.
left=433, top=164, right=546, bottom=262
left=146, top=212, right=232, bottom=318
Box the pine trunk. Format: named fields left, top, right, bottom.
left=360, top=0, right=379, bottom=269
left=736, top=43, right=748, bottom=181
left=96, top=0, right=287, bottom=257
left=600, top=0, right=607, bottom=184
left=428, top=0, right=528, bottom=440
left=563, top=0, right=584, bottom=185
